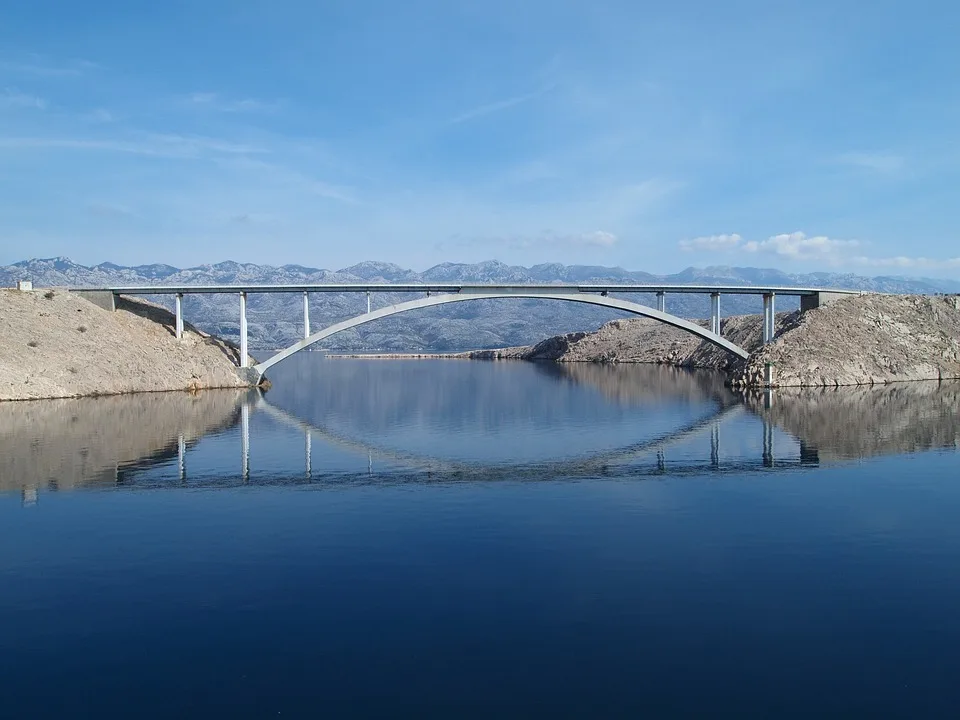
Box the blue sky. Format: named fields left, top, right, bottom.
left=1, top=0, right=958, bottom=275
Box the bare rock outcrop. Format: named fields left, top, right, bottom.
left=729, top=294, right=960, bottom=387
left=0, top=289, right=259, bottom=401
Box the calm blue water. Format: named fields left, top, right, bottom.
left=2, top=357, right=960, bottom=717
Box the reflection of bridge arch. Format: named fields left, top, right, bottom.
left=254, top=292, right=750, bottom=375
left=253, top=395, right=747, bottom=480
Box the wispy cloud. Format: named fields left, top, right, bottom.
left=82, top=108, right=116, bottom=123
left=678, top=233, right=743, bottom=252
left=450, top=85, right=554, bottom=124
left=219, top=157, right=358, bottom=204
left=852, top=255, right=960, bottom=269
left=0, top=87, right=47, bottom=109
left=0, top=57, right=98, bottom=77
left=836, top=152, right=905, bottom=174
left=0, top=133, right=266, bottom=158
left=448, top=229, right=618, bottom=250
left=186, top=92, right=280, bottom=113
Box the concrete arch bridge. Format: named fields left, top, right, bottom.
left=73, top=283, right=857, bottom=380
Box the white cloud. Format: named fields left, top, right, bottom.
left=0, top=87, right=47, bottom=109
left=678, top=230, right=960, bottom=271
left=678, top=233, right=742, bottom=251
left=741, top=232, right=862, bottom=261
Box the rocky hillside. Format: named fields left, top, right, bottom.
left=468, top=294, right=960, bottom=388
left=463, top=312, right=791, bottom=370
left=729, top=294, right=960, bottom=387
left=5, top=257, right=958, bottom=352
left=0, top=289, right=258, bottom=401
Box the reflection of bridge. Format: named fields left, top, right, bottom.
left=183, top=390, right=805, bottom=486
left=73, top=283, right=858, bottom=378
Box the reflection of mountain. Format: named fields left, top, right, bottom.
left=744, top=381, right=960, bottom=461
left=264, top=356, right=733, bottom=435
left=0, top=390, right=254, bottom=491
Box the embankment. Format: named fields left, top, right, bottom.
left=463, top=294, right=960, bottom=387
left=0, top=289, right=260, bottom=401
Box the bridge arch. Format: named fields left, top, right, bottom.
left=254, top=291, right=750, bottom=375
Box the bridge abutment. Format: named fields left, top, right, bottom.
left=801, top=291, right=849, bottom=312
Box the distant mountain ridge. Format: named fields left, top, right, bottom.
left=4, top=257, right=958, bottom=352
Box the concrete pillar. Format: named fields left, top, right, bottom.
left=656, top=291, right=665, bottom=313
left=239, top=292, right=248, bottom=368
left=367, top=290, right=371, bottom=314
left=175, top=293, right=184, bottom=340
left=762, top=293, right=776, bottom=344
left=710, top=293, right=721, bottom=335
left=303, top=292, right=310, bottom=339
left=241, top=402, right=250, bottom=482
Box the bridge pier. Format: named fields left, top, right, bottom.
left=175, top=293, right=184, bottom=340
left=239, top=292, right=248, bottom=368
left=656, top=291, right=665, bottom=313
left=710, top=293, right=721, bottom=335
left=303, top=292, right=310, bottom=339
left=367, top=290, right=371, bottom=314
left=762, top=293, right=776, bottom=344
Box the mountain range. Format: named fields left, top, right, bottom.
left=4, top=257, right=958, bottom=352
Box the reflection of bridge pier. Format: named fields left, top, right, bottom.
left=241, top=403, right=250, bottom=481
left=178, top=434, right=186, bottom=482
left=710, top=422, right=720, bottom=468
left=305, top=430, right=312, bottom=479
left=762, top=419, right=775, bottom=467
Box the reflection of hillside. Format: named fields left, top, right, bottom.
left=744, top=381, right=960, bottom=461
left=541, top=363, right=737, bottom=407
left=0, top=390, right=254, bottom=491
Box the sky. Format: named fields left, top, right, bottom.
left=1, top=0, right=958, bottom=275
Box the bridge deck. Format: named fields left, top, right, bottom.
left=72, top=283, right=862, bottom=296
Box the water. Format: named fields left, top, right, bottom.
left=2, top=356, right=960, bottom=717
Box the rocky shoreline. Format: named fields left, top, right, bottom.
left=0, top=289, right=261, bottom=401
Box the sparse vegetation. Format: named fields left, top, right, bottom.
left=68, top=367, right=79, bottom=374
left=77, top=325, right=88, bottom=333
left=27, top=340, right=38, bottom=348
left=43, top=290, right=55, bottom=299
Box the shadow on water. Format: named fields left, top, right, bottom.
left=1, top=358, right=958, bottom=495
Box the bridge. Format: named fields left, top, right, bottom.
left=72, top=283, right=858, bottom=378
